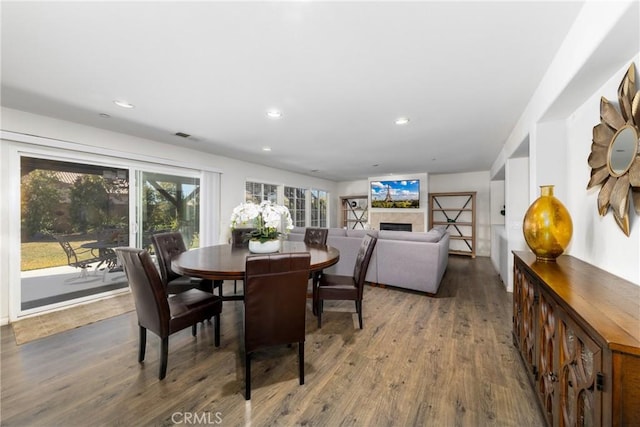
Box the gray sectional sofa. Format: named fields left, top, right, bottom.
left=288, top=226, right=450, bottom=295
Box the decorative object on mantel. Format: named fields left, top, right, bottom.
left=523, top=185, right=573, bottom=262
left=587, top=62, right=640, bottom=236
left=230, top=201, right=294, bottom=253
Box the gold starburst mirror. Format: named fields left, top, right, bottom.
left=588, top=63, right=640, bottom=236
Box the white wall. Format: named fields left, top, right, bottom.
left=429, top=171, right=491, bottom=257
left=505, top=157, right=530, bottom=292
left=490, top=180, right=505, bottom=226
left=336, top=180, right=368, bottom=198
left=0, top=107, right=338, bottom=323
left=490, top=179, right=505, bottom=282
left=565, top=59, right=640, bottom=283
left=492, top=0, right=640, bottom=288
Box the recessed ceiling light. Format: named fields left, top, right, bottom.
left=114, top=100, right=135, bottom=109
left=395, top=117, right=410, bottom=125
left=266, top=110, right=282, bottom=119
left=262, top=146, right=272, bottom=152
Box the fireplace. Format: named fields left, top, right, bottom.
left=380, top=222, right=412, bottom=232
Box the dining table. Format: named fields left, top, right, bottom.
left=171, top=240, right=340, bottom=303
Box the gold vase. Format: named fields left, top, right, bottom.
left=523, top=185, right=573, bottom=262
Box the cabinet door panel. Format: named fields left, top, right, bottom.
left=513, top=251, right=640, bottom=427
left=537, top=288, right=558, bottom=426
left=559, top=314, right=602, bottom=427
left=513, top=261, right=540, bottom=386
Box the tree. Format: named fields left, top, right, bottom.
left=21, top=170, right=61, bottom=237
left=69, top=175, right=108, bottom=232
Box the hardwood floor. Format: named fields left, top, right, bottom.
left=1, top=256, right=545, bottom=426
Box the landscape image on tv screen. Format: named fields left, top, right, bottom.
left=370, top=180, right=420, bottom=208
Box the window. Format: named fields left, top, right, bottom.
left=311, top=189, right=328, bottom=227
left=245, top=181, right=277, bottom=203
left=284, top=186, right=306, bottom=227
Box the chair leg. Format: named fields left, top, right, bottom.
left=298, top=341, right=305, bottom=385
left=234, top=280, right=237, bottom=294
left=216, top=280, right=224, bottom=299
left=317, top=300, right=323, bottom=328
left=192, top=324, right=197, bottom=336
left=311, top=274, right=319, bottom=315
left=214, top=314, right=220, bottom=347
left=356, top=300, right=363, bottom=329
left=245, top=352, right=252, bottom=400
left=138, top=326, right=147, bottom=363
left=159, top=337, right=169, bottom=380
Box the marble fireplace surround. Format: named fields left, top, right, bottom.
left=369, top=211, right=426, bottom=232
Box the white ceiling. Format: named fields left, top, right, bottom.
left=1, top=1, right=586, bottom=182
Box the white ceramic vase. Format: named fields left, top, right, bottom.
left=248, top=239, right=280, bottom=254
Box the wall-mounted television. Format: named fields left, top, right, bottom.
left=370, top=180, right=420, bottom=208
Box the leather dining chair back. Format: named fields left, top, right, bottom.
left=115, top=247, right=222, bottom=380
left=232, top=228, right=257, bottom=248
left=304, top=228, right=329, bottom=246
left=230, top=228, right=257, bottom=294
left=151, top=231, right=214, bottom=294
left=243, top=252, right=311, bottom=400
left=314, top=233, right=377, bottom=329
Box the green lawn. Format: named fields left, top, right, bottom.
left=21, top=240, right=94, bottom=271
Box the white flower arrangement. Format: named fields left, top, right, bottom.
left=230, top=201, right=294, bottom=243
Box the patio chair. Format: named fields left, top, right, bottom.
left=54, top=234, right=104, bottom=282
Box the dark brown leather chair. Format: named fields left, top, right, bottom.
left=231, top=228, right=256, bottom=294
left=304, top=228, right=329, bottom=297
left=304, top=228, right=328, bottom=246
left=232, top=228, right=256, bottom=248
left=314, top=233, right=377, bottom=329
left=243, top=252, right=311, bottom=400
left=151, top=232, right=214, bottom=295
left=115, top=247, right=222, bottom=380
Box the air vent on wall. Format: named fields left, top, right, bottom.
left=175, top=132, right=191, bottom=138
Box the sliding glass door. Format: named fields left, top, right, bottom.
left=18, top=155, right=202, bottom=315
left=20, top=156, right=130, bottom=311
left=137, top=171, right=200, bottom=251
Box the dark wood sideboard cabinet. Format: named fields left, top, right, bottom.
left=512, top=251, right=640, bottom=427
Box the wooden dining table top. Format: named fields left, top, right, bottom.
left=171, top=241, right=340, bottom=281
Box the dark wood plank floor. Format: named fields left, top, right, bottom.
left=1, top=256, right=545, bottom=426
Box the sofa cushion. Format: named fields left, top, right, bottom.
left=328, top=228, right=347, bottom=237
left=346, top=229, right=378, bottom=238
left=379, top=230, right=440, bottom=242
left=427, top=227, right=447, bottom=240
